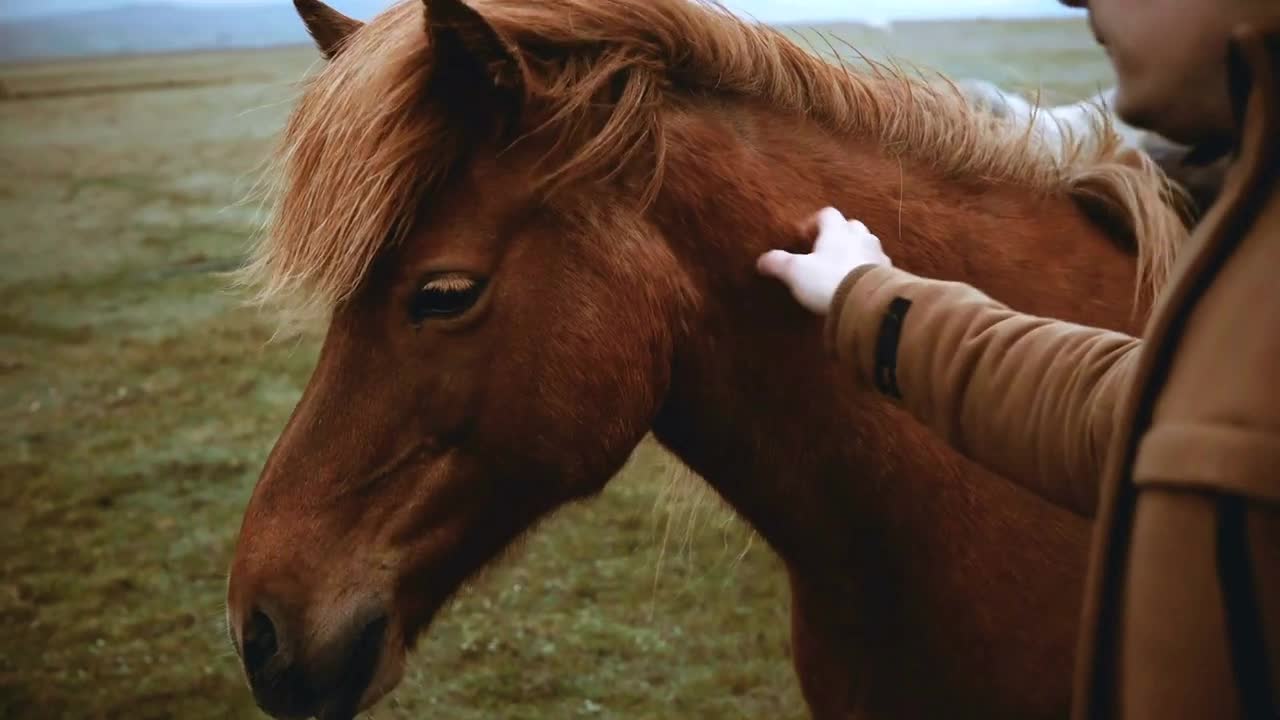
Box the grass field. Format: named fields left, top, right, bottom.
left=0, top=17, right=1115, bottom=720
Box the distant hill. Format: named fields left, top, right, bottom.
left=0, top=1, right=1076, bottom=64
left=0, top=2, right=390, bottom=62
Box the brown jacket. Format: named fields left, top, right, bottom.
left=825, top=23, right=1280, bottom=720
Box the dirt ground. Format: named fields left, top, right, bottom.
left=0, top=18, right=1114, bottom=720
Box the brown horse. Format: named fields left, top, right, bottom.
left=226, top=1, right=1189, bottom=718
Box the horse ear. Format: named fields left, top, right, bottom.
left=294, top=0, right=364, bottom=60
left=424, top=0, right=528, bottom=97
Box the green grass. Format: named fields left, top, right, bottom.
left=0, top=20, right=1115, bottom=720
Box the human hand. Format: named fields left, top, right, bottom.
left=756, top=207, right=893, bottom=315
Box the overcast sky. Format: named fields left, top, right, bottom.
left=1, top=0, right=1081, bottom=24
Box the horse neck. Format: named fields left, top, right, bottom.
left=646, top=99, right=1143, bottom=571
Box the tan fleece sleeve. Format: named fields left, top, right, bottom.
left=825, top=265, right=1141, bottom=516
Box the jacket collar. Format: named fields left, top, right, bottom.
left=1226, top=20, right=1280, bottom=151
left=1182, top=19, right=1280, bottom=166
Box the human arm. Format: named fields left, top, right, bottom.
left=759, top=208, right=1142, bottom=515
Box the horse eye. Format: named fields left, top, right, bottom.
left=408, top=274, right=485, bottom=323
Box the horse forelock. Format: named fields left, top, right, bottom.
left=242, top=0, right=1189, bottom=316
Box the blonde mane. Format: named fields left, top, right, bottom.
left=242, top=0, right=1189, bottom=315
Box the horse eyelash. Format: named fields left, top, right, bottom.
left=422, top=275, right=476, bottom=293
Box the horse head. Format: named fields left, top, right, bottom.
left=226, top=2, right=690, bottom=717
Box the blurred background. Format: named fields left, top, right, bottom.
left=0, top=1, right=1109, bottom=718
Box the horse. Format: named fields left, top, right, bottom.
left=226, top=1, right=1190, bottom=718
left=955, top=78, right=1229, bottom=216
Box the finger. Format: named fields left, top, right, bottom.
left=756, top=249, right=797, bottom=280
left=812, top=207, right=849, bottom=253
left=796, top=208, right=830, bottom=248
left=816, top=206, right=847, bottom=232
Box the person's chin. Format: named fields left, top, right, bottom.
left=1108, top=80, right=1140, bottom=121
left=1112, top=84, right=1177, bottom=139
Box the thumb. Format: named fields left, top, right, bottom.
left=756, top=249, right=798, bottom=281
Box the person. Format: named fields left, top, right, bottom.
left=756, top=0, right=1280, bottom=718
left=955, top=79, right=1230, bottom=215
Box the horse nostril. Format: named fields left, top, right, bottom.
left=242, top=607, right=279, bottom=679
left=323, top=611, right=389, bottom=719
left=351, top=613, right=388, bottom=667
left=240, top=606, right=321, bottom=717
left=235, top=601, right=388, bottom=719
